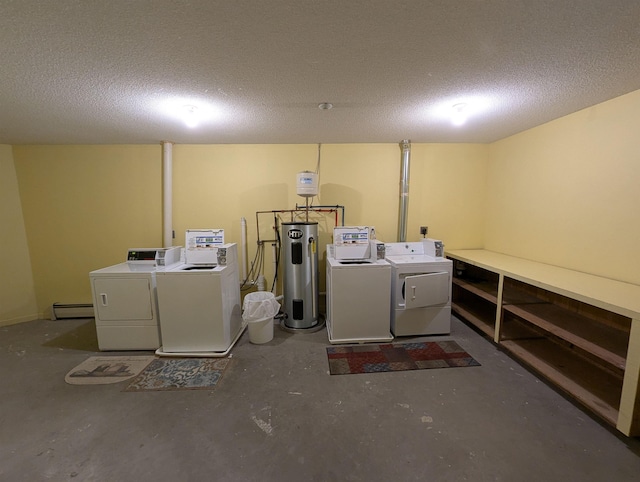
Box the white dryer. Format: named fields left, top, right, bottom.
left=89, top=247, right=181, bottom=351
left=155, top=230, right=244, bottom=357
left=385, top=239, right=453, bottom=336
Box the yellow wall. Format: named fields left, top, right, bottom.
left=11, top=142, right=487, bottom=317
left=14, top=84, right=638, bottom=320
left=13, top=145, right=163, bottom=318
left=409, top=143, right=488, bottom=250
left=0, top=145, right=38, bottom=325
left=174, top=142, right=487, bottom=290
left=486, top=89, right=640, bottom=284
left=10, top=83, right=640, bottom=321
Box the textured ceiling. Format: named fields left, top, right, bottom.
left=1, top=0, right=640, bottom=145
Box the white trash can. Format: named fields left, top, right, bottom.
left=247, top=316, right=275, bottom=344
left=242, top=292, right=280, bottom=345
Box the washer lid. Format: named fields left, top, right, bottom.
left=179, top=265, right=219, bottom=271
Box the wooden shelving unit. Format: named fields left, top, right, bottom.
left=452, top=279, right=498, bottom=337
left=451, top=262, right=499, bottom=338
left=452, top=277, right=498, bottom=302
left=502, top=302, right=628, bottom=371
left=446, top=249, right=640, bottom=437
left=500, top=337, right=622, bottom=426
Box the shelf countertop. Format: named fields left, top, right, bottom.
left=446, top=249, right=640, bottom=319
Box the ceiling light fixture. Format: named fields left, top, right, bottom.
left=182, top=105, right=199, bottom=128
left=157, top=97, right=223, bottom=128
left=428, top=95, right=494, bottom=127
left=318, top=102, right=333, bottom=110
left=451, top=103, right=468, bottom=126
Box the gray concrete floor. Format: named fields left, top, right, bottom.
left=1, top=315, right=639, bottom=481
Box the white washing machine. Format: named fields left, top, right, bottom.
left=385, top=239, right=453, bottom=336
left=155, top=231, right=244, bottom=357
left=326, top=251, right=393, bottom=344
left=325, top=227, right=393, bottom=344
left=89, top=247, right=181, bottom=351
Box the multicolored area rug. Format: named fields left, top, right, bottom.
left=65, top=356, right=155, bottom=385
left=123, top=357, right=231, bottom=391
left=326, top=340, right=480, bottom=375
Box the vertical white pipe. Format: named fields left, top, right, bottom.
left=162, top=141, right=173, bottom=248
left=398, top=140, right=411, bottom=242
left=240, top=217, right=248, bottom=281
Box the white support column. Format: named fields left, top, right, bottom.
left=162, top=141, right=173, bottom=248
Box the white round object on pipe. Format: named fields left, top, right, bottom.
left=296, top=171, right=318, bottom=197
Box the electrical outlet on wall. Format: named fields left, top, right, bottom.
left=420, top=226, right=428, bottom=237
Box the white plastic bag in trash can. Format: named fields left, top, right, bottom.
left=243, top=292, right=280, bottom=344
left=242, top=292, right=280, bottom=321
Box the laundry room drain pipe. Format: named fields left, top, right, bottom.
left=397, top=139, right=411, bottom=242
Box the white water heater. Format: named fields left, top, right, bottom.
left=296, top=171, right=319, bottom=197
left=281, top=222, right=319, bottom=330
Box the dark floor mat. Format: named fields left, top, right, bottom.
left=327, top=340, right=480, bottom=375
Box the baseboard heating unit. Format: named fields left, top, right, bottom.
left=51, top=303, right=94, bottom=320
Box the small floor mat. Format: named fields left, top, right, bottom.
left=123, top=357, right=231, bottom=391
left=65, top=356, right=155, bottom=385
left=327, top=340, right=480, bottom=375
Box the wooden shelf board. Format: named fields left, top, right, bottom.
left=452, top=302, right=495, bottom=338
left=502, top=286, right=550, bottom=305
left=452, top=278, right=498, bottom=303
left=501, top=338, right=621, bottom=427
left=500, top=318, right=545, bottom=342
left=503, top=303, right=628, bottom=370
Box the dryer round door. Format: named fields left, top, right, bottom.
left=400, top=271, right=449, bottom=309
